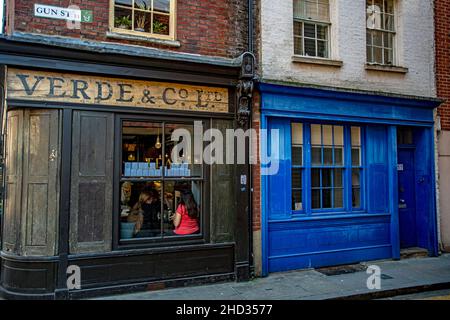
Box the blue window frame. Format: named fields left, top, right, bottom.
left=291, top=122, right=365, bottom=215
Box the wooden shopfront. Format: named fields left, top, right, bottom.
left=0, top=41, right=254, bottom=299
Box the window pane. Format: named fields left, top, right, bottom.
left=384, top=0, right=394, bottom=14
left=121, top=181, right=163, bottom=240
left=153, top=14, right=170, bottom=35
left=134, top=11, right=151, bottom=32
left=154, top=0, right=171, bottom=13
left=312, top=147, right=322, bottom=165
left=323, top=147, right=333, bottom=165
left=317, top=40, right=328, bottom=58
left=351, top=127, right=361, bottom=146
left=165, top=123, right=201, bottom=177
left=373, top=47, right=383, bottom=64
left=384, top=32, right=394, bottom=49
left=384, top=49, right=393, bottom=65
left=114, top=6, right=133, bottom=30
left=322, top=169, right=332, bottom=187
left=311, top=124, right=322, bottom=145
left=292, top=146, right=303, bottom=166
left=294, top=21, right=302, bottom=36
left=334, top=147, right=344, bottom=165
left=294, top=0, right=305, bottom=19
left=317, top=25, right=328, bottom=40
left=352, top=169, right=361, bottom=187
left=367, top=45, right=373, bottom=63
left=163, top=180, right=201, bottom=237
left=323, top=125, right=333, bottom=145
left=304, top=38, right=316, bottom=56
left=123, top=121, right=163, bottom=177
left=294, top=36, right=304, bottom=55
left=292, top=123, right=303, bottom=145
left=334, top=126, right=344, bottom=145
left=292, top=169, right=303, bottom=188
left=334, top=169, right=343, bottom=188
left=372, top=31, right=383, bottom=46
left=384, top=14, right=394, bottom=31
left=312, top=189, right=321, bottom=209
left=352, top=188, right=361, bottom=208
left=304, top=22, right=316, bottom=38
left=135, top=0, right=151, bottom=10
left=334, top=188, right=344, bottom=208
left=312, top=168, right=321, bottom=187
left=116, top=0, right=132, bottom=8
left=292, top=190, right=303, bottom=211
left=317, top=0, right=330, bottom=21
left=322, top=189, right=332, bottom=208
left=352, top=148, right=361, bottom=166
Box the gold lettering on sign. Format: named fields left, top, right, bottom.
left=7, top=69, right=229, bottom=113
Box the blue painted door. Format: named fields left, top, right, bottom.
left=398, top=149, right=417, bottom=248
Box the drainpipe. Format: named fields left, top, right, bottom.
left=247, top=0, right=254, bottom=277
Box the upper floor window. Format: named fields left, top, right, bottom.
left=293, top=0, right=330, bottom=58
left=366, top=0, right=395, bottom=65
left=111, top=0, right=176, bottom=40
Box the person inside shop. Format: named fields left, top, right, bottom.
left=129, top=189, right=162, bottom=238
left=170, top=190, right=200, bottom=235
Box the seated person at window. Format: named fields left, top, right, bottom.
left=171, top=190, right=200, bottom=235
left=130, top=190, right=162, bottom=238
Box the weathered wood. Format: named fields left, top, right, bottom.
left=7, top=68, right=229, bottom=113
left=21, top=109, right=60, bottom=256
left=3, top=110, right=24, bottom=254
left=210, top=119, right=236, bottom=243
left=3, top=109, right=60, bottom=256
left=69, top=111, right=113, bottom=254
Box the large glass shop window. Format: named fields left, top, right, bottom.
left=120, top=121, right=202, bottom=241
left=291, top=122, right=364, bottom=214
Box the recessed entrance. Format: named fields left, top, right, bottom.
left=397, top=127, right=433, bottom=253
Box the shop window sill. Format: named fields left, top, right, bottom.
left=106, top=31, right=181, bottom=48
left=292, top=55, right=343, bottom=67
left=365, top=64, right=408, bottom=74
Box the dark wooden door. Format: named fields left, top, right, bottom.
left=70, top=111, right=114, bottom=254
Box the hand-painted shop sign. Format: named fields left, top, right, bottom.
left=7, top=69, right=229, bottom=113
left=34, top=4, right=93, bottom=23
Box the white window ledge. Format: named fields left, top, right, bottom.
left=106, top=31, right=181, bottom=48
left=292, top=55, right=343, bottom=67
left=365, top=64, right=408, bottom=74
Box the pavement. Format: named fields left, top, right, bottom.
left=95, top=254, right=450, bottom=300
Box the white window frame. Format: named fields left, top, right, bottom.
left=293, top=0, right=331, bottom=59
left=0, top=0, right=4, bottom=34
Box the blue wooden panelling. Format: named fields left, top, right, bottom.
left=259, top=83, right=440, bottom=275
left=259, top=83, right=439, bottom=126
left=366, top=126, right=389, bottom=214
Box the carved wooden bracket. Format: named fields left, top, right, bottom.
left=237, top=52, right=256, bottom=127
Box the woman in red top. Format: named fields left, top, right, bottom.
left=172, top=191, right=199, bottom=235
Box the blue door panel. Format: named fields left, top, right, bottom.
left=366, top=126, right=389, bottom=213
left=267, top=118, right=291, bottom=220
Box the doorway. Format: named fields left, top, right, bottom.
left=398, top=147, right=417, bottom=248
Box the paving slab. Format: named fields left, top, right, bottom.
left=93, top=254, right=450, bottom=300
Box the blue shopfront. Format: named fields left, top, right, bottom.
left=259, top=82, right=441, bottom=275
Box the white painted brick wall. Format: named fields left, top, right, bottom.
left=260, top=0, right=436, bottom=97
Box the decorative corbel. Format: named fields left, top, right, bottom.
left=237, top=52, right=256, bottom=127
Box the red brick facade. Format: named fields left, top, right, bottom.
left=252, top=91, right=261, bottom=232
left=8, top=0, right=248, bottom=58
left=436, top=0, right=450, bottom=130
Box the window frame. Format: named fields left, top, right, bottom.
left=109, top=0, right=177, bottom=41
left=114, top=114, right=209, bottom=250
left=290, top=121, right=366, bottom=217
left=366, top=0, right=396, bottom=66
left=293, top=0, right=331, bottom=59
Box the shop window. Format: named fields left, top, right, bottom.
left=366, top=0, right=395, bottom=65
left=293, top=0, right=330, bottom=58
left=111, top=0, right=176, bottom=40
left=120, top=121, right=202, bottom=242
left=291, top=122, right=365, bottom=214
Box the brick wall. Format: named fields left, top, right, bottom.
left=9, top=0, right=248, bottom=58
left=252, top=90, right=261, bottom=232
left=436, top=0, right=450, bottom=130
